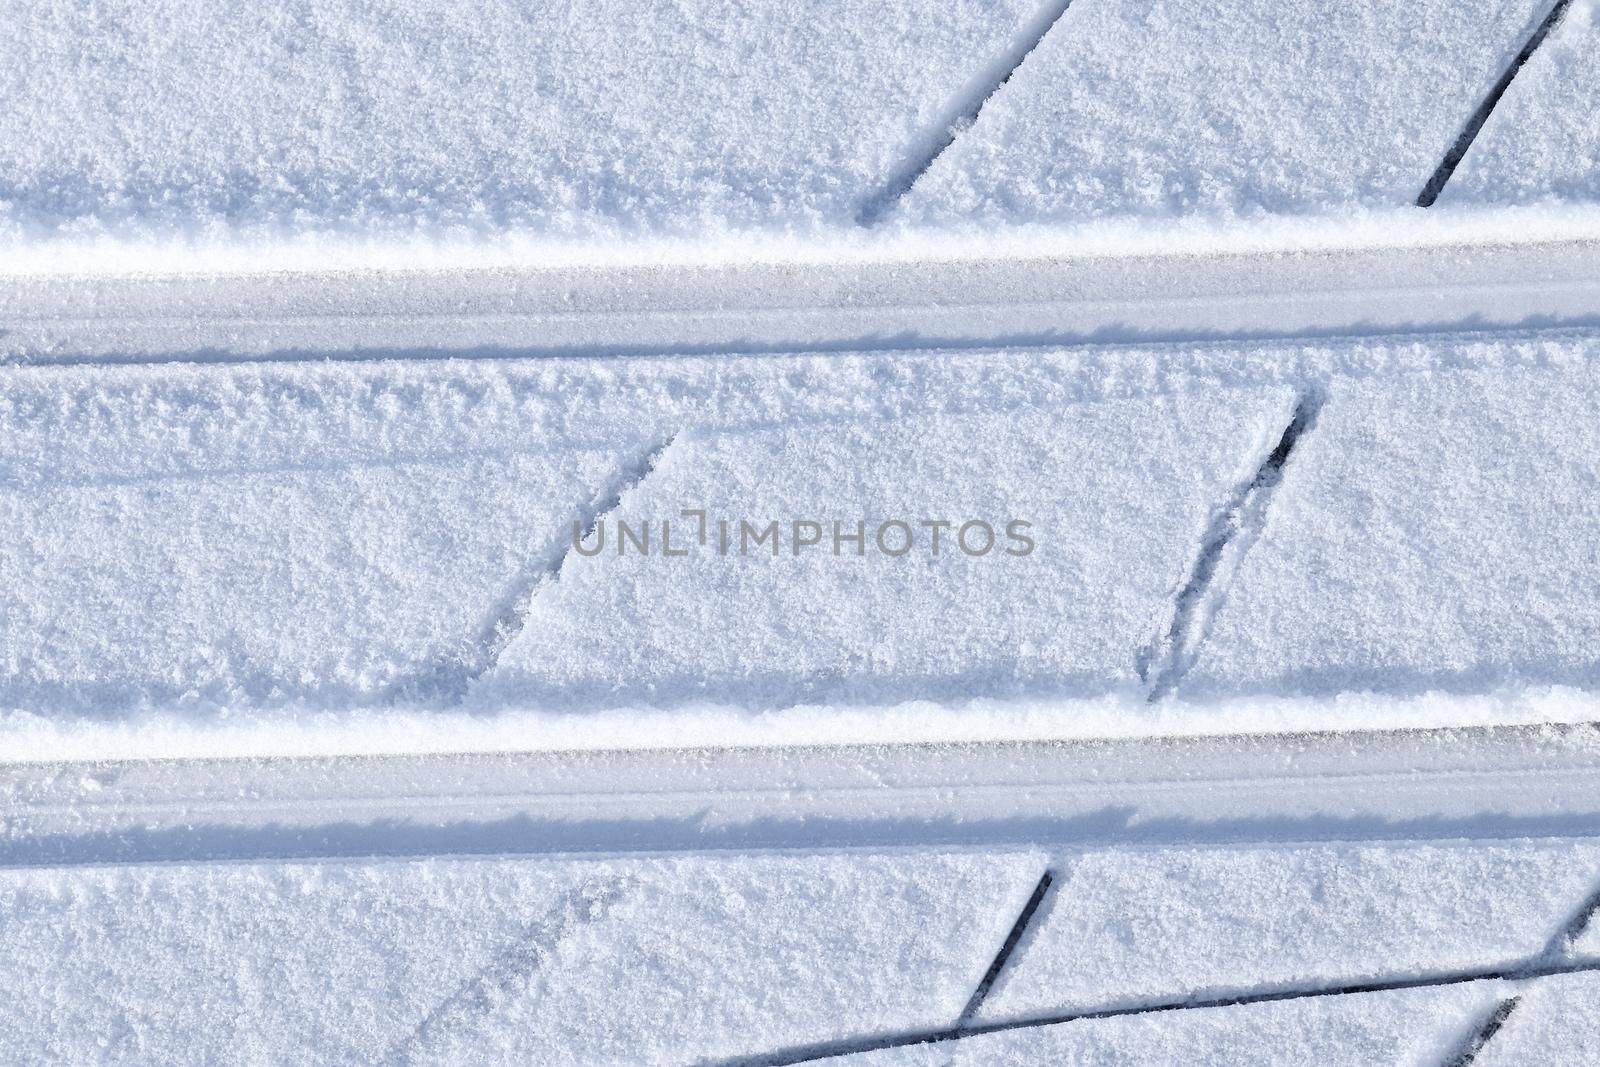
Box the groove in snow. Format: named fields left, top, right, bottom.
left=1136, top=389, right=1324, bottom=702
left=389, top=436, right=678, bottom=706
left=1416, top=0, right=1575, bottom=207
left=855, top=0, right=1076, bottom=226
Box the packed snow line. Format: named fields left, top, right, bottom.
left=14, top=722, right=1600, bottom=866
left=1417, top=0, right=1577, bottom=207
left=7, top=236, right=1600, bottom=367
left=955, top=869, right=1057, bottom=1028
left=856, top=0, right=1076, bottom=226
left=1138, top=389, right=1324, bottom=701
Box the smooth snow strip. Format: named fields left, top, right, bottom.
left=0, top=0, right=1037, bottom=243
left=1183, top=359, right=1600, bottom=700
left=898, top=0, right=1548, bottom=226
left=0, top=850, right=1045, bottom=1066
left=10, top=236, right=1600, bottom=367
left=1442, top=1, right=1600, bottom=207
left=16, top=723, right=1600, bottom=867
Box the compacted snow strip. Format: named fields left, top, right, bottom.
left=898, top=0, right=1549, bottom=226
left=1442, top=0, right=1600, bottom=207
left=0, top=0, right=1040, bottom=243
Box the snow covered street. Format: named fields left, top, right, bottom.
left=7, top=0, right=1600, bottom=1061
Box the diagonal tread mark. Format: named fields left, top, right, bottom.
left=389, top=435, right=678, bottom=706
left=856, top=0, right=1076, bottom=226
left=1137, top=388, right=1324, bottom=702
left=1417, top=0, right=1575, bottom=207
left=1441, top=995, right=1521, bottom=1067
left=956, top=869, right=1056, bottom=1028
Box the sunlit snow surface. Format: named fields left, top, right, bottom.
left=7, top=1, right=1600, bottom=1063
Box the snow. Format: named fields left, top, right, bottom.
left=899, top=0, right=1547, bottom=225
left=0, top=850, right=1045, bottom=1065
left=839, top=985, right=1502, bottom=1066
left=976, top=842, right=1600, bottom=1021
left=1443, top=0, right=1600, bottom=207
left=6, top=840, right=1594, bottom=1064
left=1185, top=359, right=1600, bottom=700
left=10, top=3, right=1600, bottom=1061
left=3, top=0, right=1595, bottom=261
left=0, top=0, right=1035, bottom=243
left=1475, top=973, right=1600, bottom=1066
left=7, top=330, right=1600, bottom=733
left=0, top=351, right=1286, bottom=716
left=477, top=389, right=1292, bottom=710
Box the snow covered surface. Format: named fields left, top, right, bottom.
left=7, top=329, right=1600, bottom=750
left=1444, top=0, right=1600, bottom=207
left=11, top=2, right=1600, bottom=1062
left=975, top=842, right=1600, bottom=1020
left=899, top=0, right=1546, bottom=225
left=0, top=850, right=1044, bottom=1065
left=839, top=986, right=1501, bottom=1067
left=0, top=0, right=1037, bottom=242
left=1476, top=973, right=1600, bottom=1066
left=3, top=0, right=1598, bottom=269
left=1185, top=359, right=1600, bottom=700
left=479, top=391, right=1290, bottom=710
left=5, top=840, right=1595, bottom=1064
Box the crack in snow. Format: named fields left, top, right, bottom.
left=385, top=880, right=628, bottom=1065
left=1434, top=872, right=1600, bottom=1064
left=855, top=0, right=1076, bottom=226
left=1136, top=388, right=1324, bottom=702
left=717, top=954, right=1600, bottom=1067
left=1417, top=0, right=1575, bottom=207
left=1441, top=995, right=1522, bottom=1067
left=387, top=435, right=679, bottom=706
left=955, top=868, right=1056, bottom=1028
